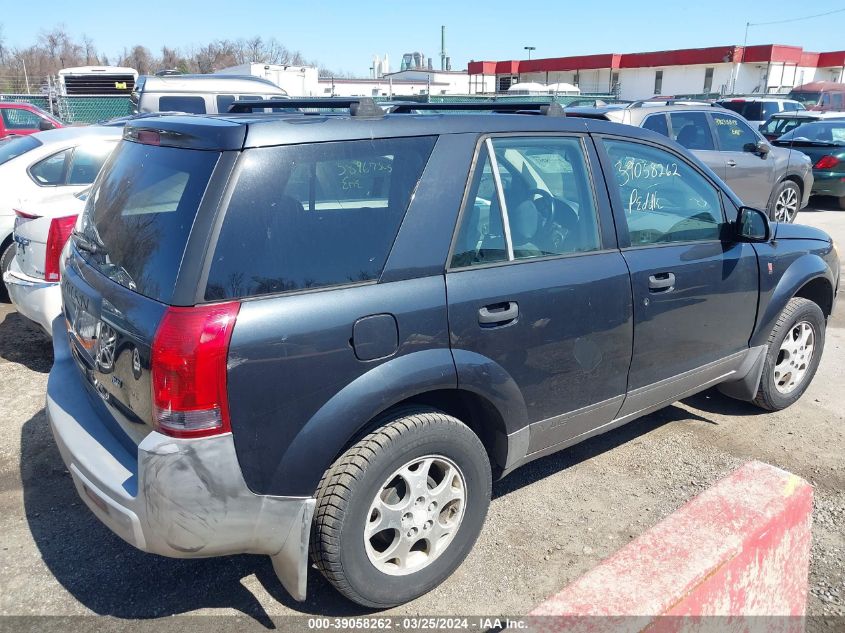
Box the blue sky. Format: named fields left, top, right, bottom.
left=1, top=1, right=843, bottom=75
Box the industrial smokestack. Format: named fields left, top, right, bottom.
left=441, top=25, right=447, bottom=72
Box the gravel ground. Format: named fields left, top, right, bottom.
left=0, top=200, right=842, bottom=628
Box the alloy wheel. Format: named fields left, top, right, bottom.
left=774, top=321, right=815, bottom=394
left=774, top=187, right=799, bottom=223
left=364, top=455, right=466, bottom=576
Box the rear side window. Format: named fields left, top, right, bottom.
left=205, top=136, right=436, bottom=300
left=76, top=141, right=219, bottom=302
left=67, top=142, right=116, bottom=185
left=158, top=96, right=207, bottom=113
left=29, top=149, right=71, bottom=185
left=642, top=114, right=669, bottom=137
left=669, top=112, right=715, bottom=150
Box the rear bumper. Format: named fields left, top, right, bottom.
left=811, top=171, right=845, bottom=198
left=3, top=261, right=61, bottom=337
left=46, top=318, right=315, bottom=600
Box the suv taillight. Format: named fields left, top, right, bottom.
left=151, top=302, right=240, bottom=438
left=814, top=155, right=840, bottom=170
left=45, top=215, right=78, bottom=281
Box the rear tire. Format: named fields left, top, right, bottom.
left=753, top=297, right=825, bottom=411
left=0, top=239, right=16, bottom=303
left=310, top=409, right=491, bottom=608
left=768, top=181, right=801, bottom=223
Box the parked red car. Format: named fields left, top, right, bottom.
left=0, top=102, right=63, bottom=140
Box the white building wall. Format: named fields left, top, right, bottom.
left=216, top=63, right=320, bottom=96
left=616, top=63, right=735, bottom=100
left=318, top=79, right=452, bottom=97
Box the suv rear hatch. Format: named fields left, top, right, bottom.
left=62, top=128, right=234, bottom=442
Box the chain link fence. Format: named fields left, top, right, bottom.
left=0, top=94, right=133, bottom=124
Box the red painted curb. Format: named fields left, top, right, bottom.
left=528, top=461, right=813, bottom=631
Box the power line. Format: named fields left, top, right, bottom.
left=747, top=6, right=845, bottom=28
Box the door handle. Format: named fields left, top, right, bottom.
left=478, top=301, right=519, bottom=326
left=648, top=272, right=676, bottom=293
left=727, top=159, right=737, bottom=168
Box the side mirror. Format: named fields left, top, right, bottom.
left=736, top=206, right=771, bottom=242
left=38, top=119, right=55, bottom=131
left=744, top=140, right=770, bottom=156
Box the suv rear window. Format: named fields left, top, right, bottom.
left=205, top=136, right=436, bottom=300
left=76, top=140, right=220, bottom=302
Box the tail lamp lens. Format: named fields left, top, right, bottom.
left=45, top=215, right=78, bottom=281
left=151, top=302, right=240, bottom=438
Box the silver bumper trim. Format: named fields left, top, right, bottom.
left=47, top=318, right=315, bottom=600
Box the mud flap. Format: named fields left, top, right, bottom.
left=270, top=498, right=316, bottom=601
left=717, top=345, right=768, bottom=402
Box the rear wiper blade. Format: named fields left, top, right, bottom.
left=72, top=230, right=105, bottom=254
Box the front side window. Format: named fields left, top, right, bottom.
left=603, top=139, right=724, bottom=246
left=669, top=112, right=715, bottom=151
left=1, top=107, right=41, bottom=130
left=451, top=136, right=601, bottom=267
left=710, top=113, right=758, bottom=152
left=0, top=135, right=41, bottom=165
left=29, top=149, right=71, bottom=185
left=206, top=136, right=436, bottom=300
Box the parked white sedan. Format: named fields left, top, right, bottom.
left=3, top=190, right=87, bottom=335
left=0, top=126, right=120, bottom=300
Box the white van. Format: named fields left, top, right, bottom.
left=132, top=74, right=288, bottom=114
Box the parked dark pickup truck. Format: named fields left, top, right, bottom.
left=48, top=99, right=839, bottom=608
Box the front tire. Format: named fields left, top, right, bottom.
left=753, top=297, right=825, bottom=411
left=310, top=409, right=491, bottom=608
left=769, top=181, right=801, bottom=223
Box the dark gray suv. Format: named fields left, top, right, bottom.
left=48, top=99, right=839, bottom=608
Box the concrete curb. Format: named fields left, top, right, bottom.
left=528, top=461, right=813, bottom=631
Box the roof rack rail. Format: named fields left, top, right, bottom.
left=627, top=99, right=714, bottom=109
left=389, top=101, right=566, bottom=116
left=227, top=97, right=384, bottom=118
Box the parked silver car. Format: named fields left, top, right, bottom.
left=569, top=103, right=813, bottom=223
left=131, top=74, right=288, bottom=115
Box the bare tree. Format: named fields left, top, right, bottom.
left=0, top=24, right=331, bottom=93
left=82, top=35, right=98, bottom=65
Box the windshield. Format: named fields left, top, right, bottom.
left=788, top=91, right=822, bottom=107
left=0, top=135, right=42, bottom=166
left=718, top=101, right=779, bottom=121
left=777, top=121, right=845, bottom=144
left=76, top=140, right=219, bottom=302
